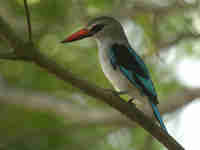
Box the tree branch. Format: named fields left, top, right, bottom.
left=0, top=53, right=18, bottom=60
left=0, top=85, right=199, bottom=129
left=131, top=0, right=198, bottom=14
left=0, top=86, right=131, bottom=127
left=128, top=1, right=200, bottom=54
left=158, top=33, right=200, bottom=50
left=160, top=88, right=200, bottom=114
left=0, top=14, right=184, bottom=150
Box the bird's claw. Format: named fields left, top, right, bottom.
left=115, top=91, right=128, bottom=95
left=128, top=98, right=135, bottom=103
left=103, top=89, right=135, bottom=103
left=103, top=89, right=128, bottom=96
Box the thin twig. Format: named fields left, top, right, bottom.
left=24, top=0, right=32, bottom=42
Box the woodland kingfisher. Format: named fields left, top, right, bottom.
left=61, top=16, right=167, bottom=132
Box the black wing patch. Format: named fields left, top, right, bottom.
left=110, top=44, right=158, bottom=104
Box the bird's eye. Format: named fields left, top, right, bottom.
left=91, top=24, right=105, bottom=33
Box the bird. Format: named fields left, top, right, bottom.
left=61, top=16, right=167, bottom=132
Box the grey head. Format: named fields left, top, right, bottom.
left=87, top=16, right=126, bottom=42
left=61, top=16, right=127, bottom=43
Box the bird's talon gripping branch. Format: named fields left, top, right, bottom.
left=103, top=89, right=127, bottom=96
left=128, top=98, right=135, bottom=103
left=103, top=88, right=116, bottom=94
left=116, top=91, right=128, bottom=95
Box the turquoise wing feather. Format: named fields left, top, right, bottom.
left=109, top=43, right=167, bottom=132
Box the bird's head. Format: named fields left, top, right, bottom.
left=61, top=16, right=124, bottom=43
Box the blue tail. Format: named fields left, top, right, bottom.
left=149, top=100, right=168, bottom=133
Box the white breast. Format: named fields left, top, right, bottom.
left=97, top=41, right=146, bottom=103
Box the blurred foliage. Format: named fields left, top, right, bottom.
left=133, top=12, right=158, bottom=55
left=0, top=0, right=199, bottom=150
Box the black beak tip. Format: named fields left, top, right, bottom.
left=61, top=40, right=67, bottom=43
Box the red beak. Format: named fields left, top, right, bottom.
left=61, top=28, right=91, bottom=43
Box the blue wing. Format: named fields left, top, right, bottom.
left=109, top=44, right=167, bottom=132
left=109, top=44, right=157, bottom=103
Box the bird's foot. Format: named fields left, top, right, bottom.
left=128, top=98, right=135, bottom=103
left=103, top=89, right=128, bottom=96
left=115, top=91, right=128, bottom=95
